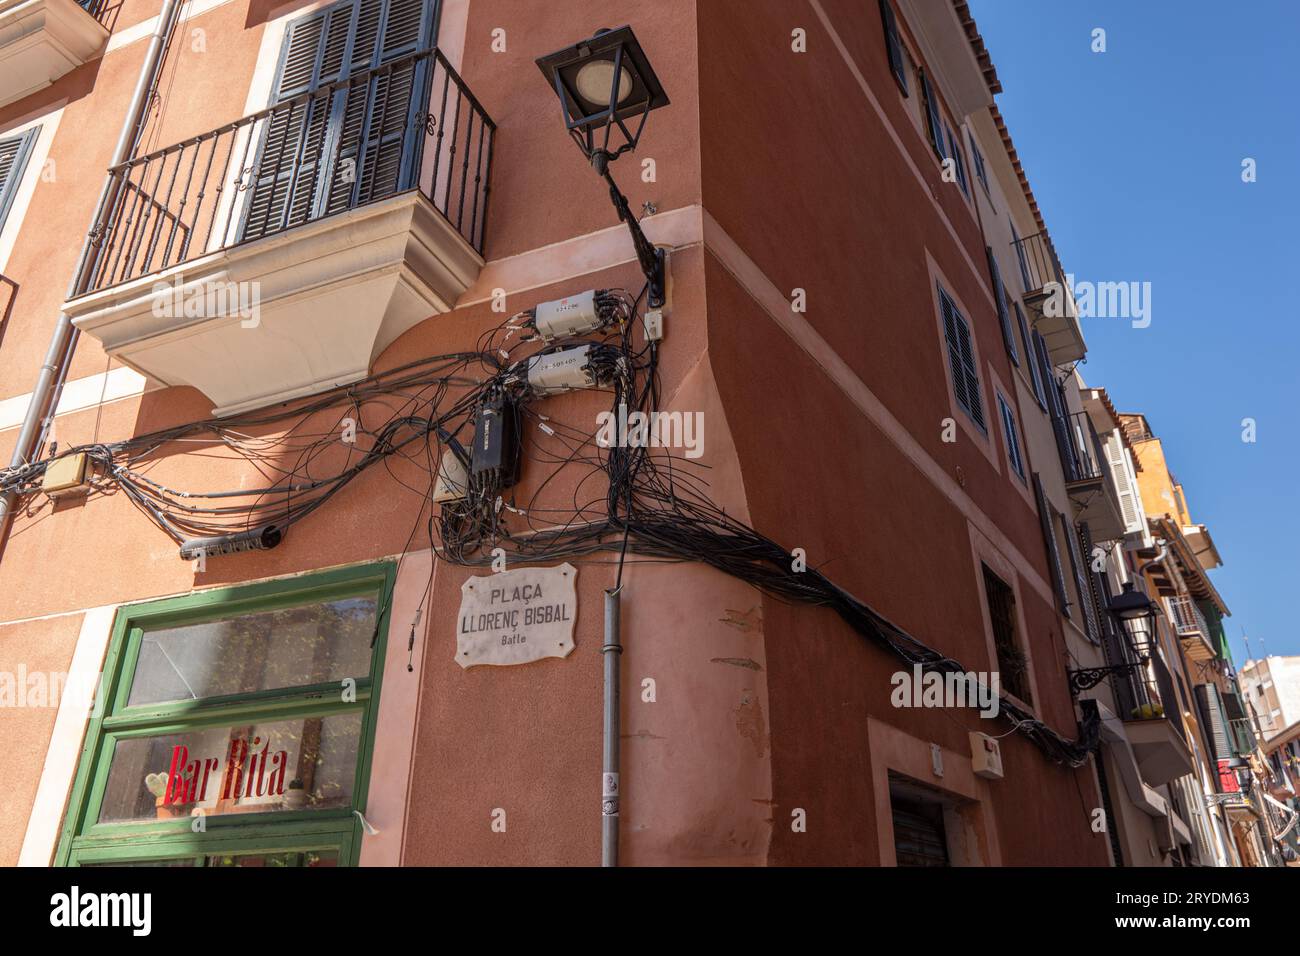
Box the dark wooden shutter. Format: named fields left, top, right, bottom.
left=1035, top=330, right=1077, bottom=481
left=986, top=246, right=1018, bottom=365
left=1194, top=684, right=1234, bottom=763
left=1032, top=473, right=1071, bottom=616
left=1063, top=516, right=1099, bottom=642
left=1016, top=303, right=1045, bottom=408
left=939, top=285, right=984, bottom=429
left=244, top=0, right=431, bottom=238
left=0, top=126, right=40, bottom=233
left=919, top=70, right=945, bottom=160
left=243, top=5, right=354, bottom=240
left=879, top=0, right=908, bottom=95
left=947, top=126, right=968, bottom=195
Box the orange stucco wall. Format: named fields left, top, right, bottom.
left=0, top=0, right=1107, bottom=865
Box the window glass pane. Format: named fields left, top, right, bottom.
left=81, top=858, right=196, bottom=867
left=207, top=849, right=338, bottom=867
left=127, top=596, right=377, bottom=706
left=97, top=712, right=363, bottom=824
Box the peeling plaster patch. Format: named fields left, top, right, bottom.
left=710, top=657, right=762, bottom=671
left=734, top=690, right=767, bottom=759
left=720, top=606, right=762, bottom=631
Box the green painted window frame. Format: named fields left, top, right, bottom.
left=55, top=561, right=397, bottom=867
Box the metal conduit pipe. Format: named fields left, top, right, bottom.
left=601, top=586, right=622, bottom=866
left=0, top=0, right=185, bottom=560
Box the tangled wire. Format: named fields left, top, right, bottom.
left=1, top=282, right=1099, bottom=766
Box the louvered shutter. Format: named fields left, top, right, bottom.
left=243, top=6, right=352, bottom=240
left=1194, top=684, right=1234, bottom=763
left=1016, top=303, right=1045, bottom=408
left=879, top=0, right=908, bottom=94
left=0, top=127, right=40, bottom=234
left=1064, top=519, right=1099, bottom=642
left=1033, top=473, right=1071, bottom=616
left=332, top=0, right=432, bottom=211
left=1103, top=431, right=1143, bottom=535
left=1036, top=330, right=1077, bottom=481
left=947, top=127, right=968, bottom=195
left=939, top=286, right=984, bottom=429
left=920, top=70, right=945, bottom=160
left=244, top=0, right=431, bottom=238
left=986, top=246, right=1018, bottom=365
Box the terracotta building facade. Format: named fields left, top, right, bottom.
left=0, top=0, right=1192, bottom=867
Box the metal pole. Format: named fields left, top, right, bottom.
left=0, top=0, right=183, bottom=556
left=601, top=585, right=622, bottom=866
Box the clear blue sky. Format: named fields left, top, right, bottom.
left=968, top=0, right=1300, bottom=663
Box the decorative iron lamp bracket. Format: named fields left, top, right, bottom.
left=1067, top=657, right=1149, bottom=696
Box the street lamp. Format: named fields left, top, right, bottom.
left=1066, top=582, right=1157, bottom=696
left=1107, top=581, right=1158, bottom=630
left=537, top=26, right=670, bottom=308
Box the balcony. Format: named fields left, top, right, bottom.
left=64, top=48, right=494, bottom=416
left=1056, top=410, right=1126, bottom=541
left=0, top=0, right=110, bottom=108
left=1010, top=230, right=1085, bottom=364
left=1167, top=596, right=1217, bottom=662
left=1115, top=651, right=1195, bottom=786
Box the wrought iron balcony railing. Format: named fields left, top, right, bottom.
left=1054, top=410, right=1105, bottom=485
left=1010, top=230, right=1065, bottom=298
left=1167, top=595, right=1209, bottom=638
left=1114, top=650, right=1185, bottom=741
left=77, top=0, right=115, bottom=28
left=77, top=47, right=493, bottom=297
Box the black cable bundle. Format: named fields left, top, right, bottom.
left=1, top=284, right=1100, bottom=767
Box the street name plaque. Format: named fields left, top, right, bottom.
left=455, top=563, right=578, bottom=668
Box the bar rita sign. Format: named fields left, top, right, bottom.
left=161, top=736, right=290, bottom=806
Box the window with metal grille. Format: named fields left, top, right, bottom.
left=938, top=284, right=985, bottom=430
left=889, top=779, right=950, bottom=867
left=878, top=0, right=908, bottom=95
left=982, top=563, right=1031, bottom=703
left=996, top=392, right=1026, bottom=481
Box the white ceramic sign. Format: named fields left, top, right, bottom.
left=455, top=562, right=578, bottom=668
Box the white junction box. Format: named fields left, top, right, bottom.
left=433, top=448, right=469, bottom=503
left=534, top=290, right=603, bottom=340
left=969, top=731, right=1004, bottom=780
left=526, top=345, right=595, bottom=395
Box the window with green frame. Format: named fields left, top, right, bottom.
left=56, top=561, right=396, bottom=867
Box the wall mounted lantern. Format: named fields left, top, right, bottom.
left=537, top=26, right=670, bottom=308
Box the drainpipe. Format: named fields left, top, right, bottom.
left=601, top=586, right=622, bottom=866
left=0, top=0, right=184, bottom=557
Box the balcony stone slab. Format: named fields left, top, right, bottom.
left=0, top=0, right=108, bottom=108
left=65, top=191, right=482, bottom=417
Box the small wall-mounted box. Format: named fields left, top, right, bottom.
left=433, top=448, right=469, bottom=504
left=41, top=452, right=90, bottom=500
left=970, top=731, right=1004, bottom=780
